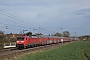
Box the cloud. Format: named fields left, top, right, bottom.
left=0, top=0, right=90, bottom=36
left=74, top=8, right=90, bottom=15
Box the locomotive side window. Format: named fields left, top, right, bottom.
left=17, top=37, right=24, bottom=40
left=26, top=38, right=27, bottom=40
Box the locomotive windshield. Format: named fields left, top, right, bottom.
left=17, top=37, right=24, bottom=40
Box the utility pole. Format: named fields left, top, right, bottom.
left=5, top=26, right=8, bottom=34
left=33, top=28, right=37, bottom=34
left=38, top=25, right=40, bottom=34
left=60, top=27, right=63, bottom=37
left=75, top=32, right=76, bottom=40
left=23, top=30, right=28, bottom=34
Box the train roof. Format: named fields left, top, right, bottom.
left=17, top=35, right=72, bottom=39
left=31, top=36, right=38, bottom=38
left=36, top=35, right=64, bottom=38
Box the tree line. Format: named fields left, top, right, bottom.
left=0, top=30, right=71, bottom=43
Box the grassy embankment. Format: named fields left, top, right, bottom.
left=15, top=41, right=90, bottom=60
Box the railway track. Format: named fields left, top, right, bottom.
left=0, top=42, right=71, bottom=60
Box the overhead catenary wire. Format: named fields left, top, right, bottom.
left=0, top=10, right=49, bottom=33
left=0, top=10, right=27, bottom=23
left=0, top=22, right=31, bottom=30
left=0, top=26, right=26, bottom=30
left=0, top=10, right=35, bottom=32
left=0, top=24, right=32, bottom=34
left=0, top=10, right=38, bottom=28
left=0, top=10, right=58, bottom=34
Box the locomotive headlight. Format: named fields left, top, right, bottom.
left=21, top=41, right=24, bottom=43
left=16, top=41, right=19, bottom=43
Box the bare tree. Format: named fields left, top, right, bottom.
left=54, top=32, right=62, bottom=37
left=0, top=30, right=5, bottom=39
left=26, top=32, right=32, bottom=37
left=63, top=31, right=70, bottom=37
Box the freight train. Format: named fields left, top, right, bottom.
left=16, top=35, right=75, bottom=49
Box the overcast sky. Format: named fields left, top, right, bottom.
left=0, top=0, right=90, bottom=36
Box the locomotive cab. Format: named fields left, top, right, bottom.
left=16, top=36, right=26, bottom=49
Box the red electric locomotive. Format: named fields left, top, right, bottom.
left=16, top=36, right=41, bottom=49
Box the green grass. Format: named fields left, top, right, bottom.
left=15, top=41, right=90, bottom=60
